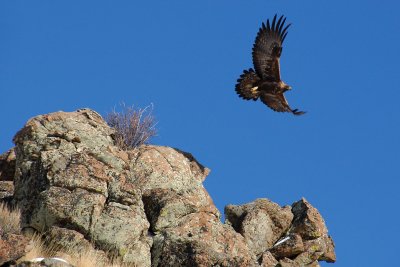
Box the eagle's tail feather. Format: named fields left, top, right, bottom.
left=235, top=69, right=260, bottom=101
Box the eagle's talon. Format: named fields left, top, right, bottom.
left=292, top=109, right=305, bottom=115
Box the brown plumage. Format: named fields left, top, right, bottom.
left=235, top=15, right=305, bottom=115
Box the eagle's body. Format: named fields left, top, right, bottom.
left=235, top=15, right=305, bottom=115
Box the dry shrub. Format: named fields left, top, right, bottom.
left=0, top=202, right=21, bottom=235
left=105, top=103, right=157, bottom=150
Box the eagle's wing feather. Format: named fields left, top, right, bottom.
left=252, top=14, right=291, bottom=81
left=235, top=68, right=261, bottom=101
left=260, top=91, right=305, bottom=115
left=260, top=92, right=291, bottom=112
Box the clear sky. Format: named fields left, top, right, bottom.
left=1, top=1, right=399, bottom=266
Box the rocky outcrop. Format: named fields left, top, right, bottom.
left=135, top=146, right=256, bottom=266
left=0, top=109, right=335, bottom=266
left=227, top=198, right=336, bottom=265
left=11, top=109, right=152, bottom=266
left=289, top=198, right=336, bottom=263
left=225, top=199, right=294, bottom=257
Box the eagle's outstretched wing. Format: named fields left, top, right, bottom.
left=235, top=68, right=261, bottom=101
left=252, top=14, right=291, bottom=82
left=260, top=91, right=305, bottom=115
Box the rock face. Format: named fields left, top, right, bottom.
left=135, top=146, right=256, bottom=266
left=227, top=198, right=336, bottom=265
left=225, top=199, right=294, bottom=257
left=11, top=109, right=152, bottom=266
left=289, top=198, right=336, bottom=263
left=0, top=109, right=336, bottom=266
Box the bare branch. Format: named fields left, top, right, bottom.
left=105, top=103, right=157, bottom=150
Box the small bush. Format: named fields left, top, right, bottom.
left=0, top=202, right=21, bottom=235
left=105, top=103, right=157, bottom=150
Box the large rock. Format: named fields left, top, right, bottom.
left=12, top=109, right=151, bottom=266
left=290, top=198, right=336, bottom=263
left=225, top=198, right=293, bottom=256
left=133, top=146, right=256, bottom=266
left=225, top=198, right=336, bottom=265
left=291, top=198, right=328, bottom=240
left=135, top=146, right=219, bottom=232
left=5, top=109, right=336, bottom=266
left=151, top=213, right=256, bottom=266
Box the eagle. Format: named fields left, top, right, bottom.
left=235, top=15, right=305, bottom=115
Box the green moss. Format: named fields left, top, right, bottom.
left=160, top=208, right=168, bottom=217
left=119, top=247, right=128, bottom=257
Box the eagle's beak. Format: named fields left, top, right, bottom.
left=284, top=85, right=292, bottom=92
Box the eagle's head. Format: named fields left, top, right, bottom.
left=278, top=81, right=291, bottom=92
left=283, top=84, right=292, bottom=92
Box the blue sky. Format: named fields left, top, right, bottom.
left=1, top=1, right=400, bottom=266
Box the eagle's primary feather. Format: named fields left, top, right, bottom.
left=235, top=14, right=305, bottom=115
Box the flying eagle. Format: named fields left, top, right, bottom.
left=235, top=15, right=305, bottom=115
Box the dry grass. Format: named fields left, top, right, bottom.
left=0, top=203, right=137, bottom=266
left=20, top=234, right=60, bottom=260
left=105, top=103, right=157, bottom=150
left=20, top=234, right=137, bottom=267
left=0, top=202, right=21, bottom=235
left=69, top=249, right=137, bottom=267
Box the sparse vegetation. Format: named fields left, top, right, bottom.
left=21, top=236, right=137, bottom=267
left=67, top=248, right=137, bottom=267
left=20, top=234, right=60, bottom=262
left=19, top=235, right=136, bottom=267
left=0, top=202, right=21, bottom=235
left=0, top=204, right=136, bottom=266
left=105, top=103, right=157, bottom=150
